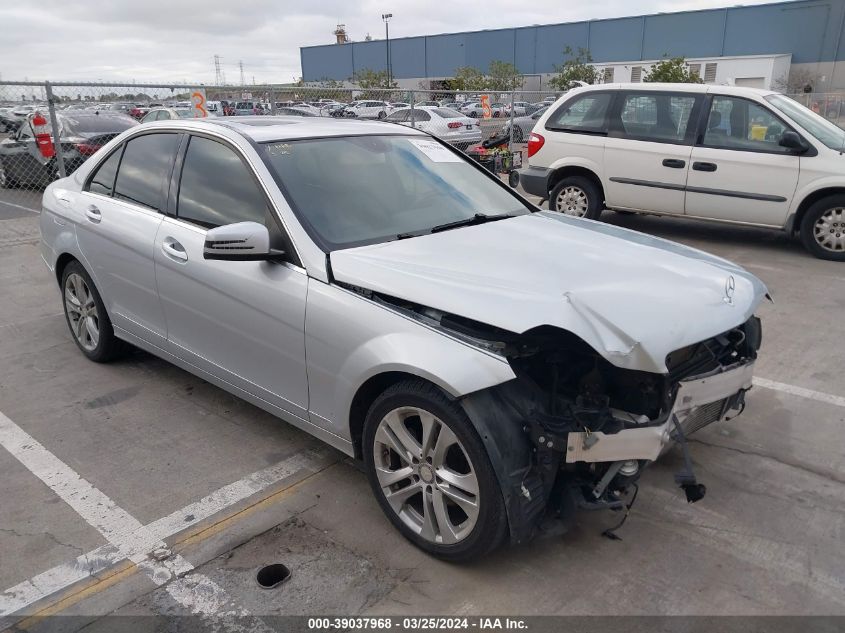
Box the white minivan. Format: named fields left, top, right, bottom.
left=519, top=83, right=845, bottom=260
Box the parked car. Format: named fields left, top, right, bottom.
left=234, top=101, right=264, bottom=116
left=0, top=111, right=138, bottom=188
left=140, top=107, right=194, bottom=123
left=386, top=106, right=482, bottom=149
left=104, top=103, right=137, bottom=116
left=500, top=106, right=548, bottom=142
left=504, top=101, right=531, bottom=117
left=417, top=100, right=441, bottom=107
left=40, top=116, right=765, bottom=560
left=275, top=106, right=318, bottom=117
left=274, top=102, right=321, bottom=116
left=340, top=100, right=393, bottom=119
left=460, top=101, right=506, bottom=118
left=519, top=82, right=845, bottom=260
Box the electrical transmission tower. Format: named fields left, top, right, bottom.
left=214, top=54, right=224, bottom=86
left=239, top=61, right=245, bottom=86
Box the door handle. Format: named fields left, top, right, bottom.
left=692, top=162, right=717, bottom=172
left=161, top=238, right=188, bottom=262
left=85, top=205, right=101, bottom=223
left=662, top=158, right=686, bottom=169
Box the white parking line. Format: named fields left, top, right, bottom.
left=753, top=377, right=845, bottom=408
left=0, top=200, right=39, bottom=215
left=0, top=409, right=330, bottom=623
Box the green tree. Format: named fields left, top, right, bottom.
left=643, top=57, right=703, bottom=83
left=450, top=66, right=485, bottom=91
left=486, top=60, right=523, bottom=91
left=548, top=47, right=598, bottom=91
left=352, top=68, right=397, bottom=90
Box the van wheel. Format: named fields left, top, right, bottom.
left=800, top=196, right=845, bottom=261
left=363, top=380, right=507, bottom=561
left=61, top=262, right=130, bottom=362
left=549, top=176, right=603, bottom=220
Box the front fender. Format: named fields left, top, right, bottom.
left=304, top=281, right=517, bottom=441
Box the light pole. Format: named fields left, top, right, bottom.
left=382, top=13, right=393, bottom=87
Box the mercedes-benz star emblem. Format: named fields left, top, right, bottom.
left=724, top=275, right=736, bottom=305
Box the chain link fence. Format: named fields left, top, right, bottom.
left=785, top=92, right=845, bottom=127
left=0, top=81, right=565, bottom=213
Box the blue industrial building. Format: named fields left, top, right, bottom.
left=301, top=0, right=845, bottom=91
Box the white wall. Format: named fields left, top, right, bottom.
left=591, top=54, right=792, bottom=90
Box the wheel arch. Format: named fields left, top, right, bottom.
left=54, top=252, right=80, bottom=287
left=349, top=370, right=424, bottom=460
left=789, top=187, right=845, bottom=235
left=547, top=164, right=605, bottom=204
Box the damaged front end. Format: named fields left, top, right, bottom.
left=462, top=318, right=762, bottom=543
left=341, top=283, right=762, bottom=544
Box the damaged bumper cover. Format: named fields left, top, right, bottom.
left=565, top=361, right=756, bottom=463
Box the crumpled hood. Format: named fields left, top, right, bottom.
left=330, top=212, right=768, bottom=373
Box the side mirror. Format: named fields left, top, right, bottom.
left=779, top=130, right=809, bottom=153
left=203, top=221, right=284, bottom=261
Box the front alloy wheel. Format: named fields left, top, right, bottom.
left=373, top=406, right=480, bottom=545
left=363, top=380, right=507, bottom=561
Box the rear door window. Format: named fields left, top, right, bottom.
left=86, top=146, right=123, bottom=196
left=615, top=92, right=698, bottom=143
left=113, top=133, right=179, bottom=212
left=547, top=92, right=612, bottom=133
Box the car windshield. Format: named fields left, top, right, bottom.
left=765, top=94, right=845, bottom=150
left=174, top=109, right=194, bottom=119
left=261, top=135, right=529, bottom=250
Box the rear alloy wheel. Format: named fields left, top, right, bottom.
left=800, top=196, right=845, bottom=261
left=61, top=262, right=129, bottom=362
left=378, top=110, right=386, bottom=119
left=549, top=175, right=603, bottom=220
left=363, top=380, right=507, bottom=561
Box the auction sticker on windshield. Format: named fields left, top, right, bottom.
left=408, top=138, right=463, bottom=162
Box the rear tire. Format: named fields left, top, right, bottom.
left=61, top=261, right=130, bottom=362
left=363, top=380, right=508, bottom=561
left=549, top=175, right=603, bottom=220
left=800, top=196, right=845, bottom=261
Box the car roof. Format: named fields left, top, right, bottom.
left=158, top=116, right=428, bottom=142
left=573, top=82, right=777, bottom=97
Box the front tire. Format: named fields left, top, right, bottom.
left=61, top=262, right=129, bottom=362
left=800, top=196, right=845, bottom=261
left=549, top=175, right=603, bottom=219
left=363, top=380, right=507, bottom=561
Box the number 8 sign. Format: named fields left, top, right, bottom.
left=191, top=89, right=208, bottom=118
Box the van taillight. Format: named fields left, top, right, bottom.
left=527, top=133, right=545, bottom=158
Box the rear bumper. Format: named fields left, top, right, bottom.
left=517, top=165, right=551, bottom=198
left=565, top=361, right=756, bottom=463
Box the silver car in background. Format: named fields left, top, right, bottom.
left=385, top=106, right=482, bottom=149
left=40, top=117, right=766, bottom=560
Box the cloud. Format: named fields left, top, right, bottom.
left=0, top=0, right=774, bottom=85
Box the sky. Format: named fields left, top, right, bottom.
left=0, top=0, right=776, bottom=86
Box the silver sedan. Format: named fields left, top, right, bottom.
left=40, top=116, right=766, bottom=560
